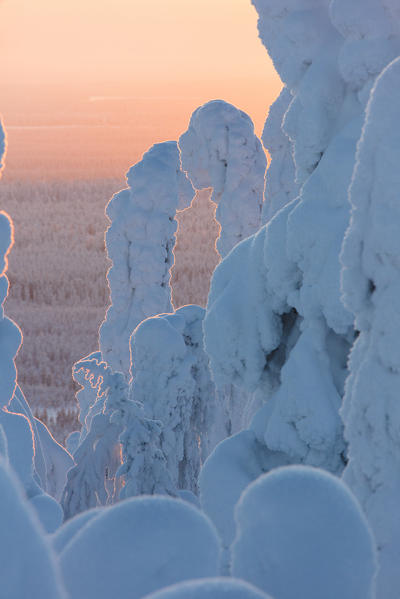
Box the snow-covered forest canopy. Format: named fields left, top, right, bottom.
left=2, top=0, right=400, bottom=597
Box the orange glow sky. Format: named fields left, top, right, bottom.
left=1, top=0, right=282, bottom=180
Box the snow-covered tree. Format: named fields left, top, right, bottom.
left=99, top=141, right=194, bottom=377
left=340, top=56, right=400, bottom=599
left=62, top=355, right=176, bottom=518
left=179, top=100, right=266, bottom=258
left=204, top=0, right=393, bottom=478
left=61, top=366, right=127, bottom=519
left=261, top=87, right=299, bottom=224
left=127, top=305, right=219, bottom=495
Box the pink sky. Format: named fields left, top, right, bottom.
left=1, top=0, right=282, bottom=179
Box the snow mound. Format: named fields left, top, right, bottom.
left=0, top=458, right=66, bottom=598
left=142, top=577, right=273, bottom=599
left=52, top=507, right=103, bottom=554
left=199, top=429, right=289, bottom=572
left=232, top=465, right=377, bottom=599
left=60, top=495, right=220, bottom=599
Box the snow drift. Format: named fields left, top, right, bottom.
left=232, top=466, right=377, bottom=599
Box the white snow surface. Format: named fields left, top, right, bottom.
left=340, top=56, right=400, bottom=599
left=179, top=100, right=266, bottom=258
left=0, top=458, right=66, bottom=598
left=261, top=87, right=299, bottom=223
left=232, top=466, right=377, bottom=599
left=142, top=578, right=273, bottom=599
left=128, top=305, right=219, bottom=494
left=99, top=140, right=194, bottom=376
left=199, top=429, right=289, bottom=573
left=52, top=507, right=104, bottom=554
left=60, top=495, right=220, bottom=599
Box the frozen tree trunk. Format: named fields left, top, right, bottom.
left=99, top=141, right=194, bottom=377
left=340, top=57, right=400, bottom=599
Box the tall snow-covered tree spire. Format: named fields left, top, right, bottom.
left=340, top=56, right=400, bottom=599
left=99, top=140, right=194, bottom=377
left=179, top=100, right=266, bottom=258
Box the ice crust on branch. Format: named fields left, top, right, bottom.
left=179, top=100, right=266, bottom=258
left=99, top=141, right=194, bottom=377
left=340, top=56, right=400, bottom=599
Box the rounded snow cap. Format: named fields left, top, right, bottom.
left=60, top=495, right=221, bottom=599
left=232, top=465, right=377, bottom=599
left=142, top=577, right=274, bottom=599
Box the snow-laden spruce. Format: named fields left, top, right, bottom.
left=340, top=56, right=400, bottom=599
left=261, top=87, right=299, bottom=224
left=62, top=357, right=176, bottom=518
left=61, top=365, right=129, bottom=519
left=204, top=0, right=400, bottom=492
left=60, top=495, right=220, bottom=599
left=99, top=141, right=194, bottom=377
left=330, top=0, right=400, bottom=110
left=179, top=100, right=266, bottom=258
left=232, top=466, right=377, bottom=599
left=125, top=305, right=219, bottom=495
